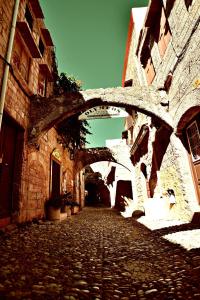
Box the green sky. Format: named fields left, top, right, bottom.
left=40, top=0, right=148, bottom=147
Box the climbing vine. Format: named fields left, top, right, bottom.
left=51, top=51, right=91, bottom=153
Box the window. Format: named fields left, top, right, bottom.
left=12, top=36, right=31, bottom=82
left=38, top=71, right=47, bottom=96
left=25, top=5, right=33, bottom=31
left=124, top=79, right=133, bottom=87
left=186, top=121, right=200, bottom=162
left=39, top=38, right=45, bottom=56
left=122, top=130, right=128, bottom=140
left=145, top=57, right=156, bottom=85
left=158, top=8, right=171, bottom=57
left=128, top=126, right=134, bottom=145
left=185, top=0, right=193, bottom=9
left=165, top=0, right=176, bottom=17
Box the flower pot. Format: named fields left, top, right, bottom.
left=67, top=207, right=72, bottom=217
left=46, top=206, right=60, bottom=221
left=71, top=206, right=79, bottom=215
left=61, top=205, right=71, bottom=216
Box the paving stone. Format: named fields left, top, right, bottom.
left=0, top=207, right=200, bottom=299
left=145, top=288, right=158, bottom=294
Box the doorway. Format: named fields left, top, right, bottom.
left=115, top=180, right=133, bottom=211
left=51, top=159, right=61, bottom=198
left=186, top=116, right=200, bottom=203
left=0, top=115, right=23, bottom=223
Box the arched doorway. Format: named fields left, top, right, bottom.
left=176, top=108, right=200, bottom=204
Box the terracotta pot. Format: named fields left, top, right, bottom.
left=71, top=206, right=79, bottom=215
left=46, top=206, right=60, bottom=221
left=61, top=205, right=71, bottom=216
left=67, top=208, right=72, bottom=217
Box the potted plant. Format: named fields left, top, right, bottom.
left=45, top=195, right=63, bottom=221
left=61, top=191, right=73, bottom=216
left=70, top=201, right=81, bottom=215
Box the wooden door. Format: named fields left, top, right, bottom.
left=115, top=180, right=133, bottom=210
left=51, top=159, right=60, bottom=198
left=186, top=118, right=200, bottom=202
left=0, top=118, right=18, bottom=218
left=193, top=161, right=200, bottom=201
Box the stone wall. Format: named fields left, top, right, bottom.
left=150, top=0, right=200, bottom=215
left=19, top=128, right=75, bottom=222
left=150, top=0, right=200, bottom=124
left=125, top=0, right=200, bottom=219
left=0, top=0, right=14, bottom=88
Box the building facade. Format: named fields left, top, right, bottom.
left=0, top=0, right=83, bottom=227
left=122, top=0, right=200, bottom=220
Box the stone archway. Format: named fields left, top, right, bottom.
left=29, top=86, right=172, bottom=142
left=74, top=147, right=132, bottom=174
left=75, top=146, right=135, bottom=209
left=175, top=106, right=200, bottom=136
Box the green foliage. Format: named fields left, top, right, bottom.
left=57, top=114, right=91, bottom=154
left=51, top=51, right=90, bottom=153
left=52, top=50, right=82, bottom=94
left=54, top=72, right=82, bottom=94
left=45, top=195, right=63, bottom=209
left=45, top=192, right=73, bottom=209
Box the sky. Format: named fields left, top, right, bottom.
left=40, top=0, right=148, bottom=147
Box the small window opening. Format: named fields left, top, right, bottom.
left=25, top=5, right=33, bottom=31
left=39, top=38, right=45, bottom=56
left=124, top=79, right=133, bottom=87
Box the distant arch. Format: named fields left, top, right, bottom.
left=74, top=148, right=132, bottom=174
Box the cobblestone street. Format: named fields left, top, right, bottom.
left=1, top=208, right=200, bottom=300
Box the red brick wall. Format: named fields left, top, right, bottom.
left=0, top=0, right=15, bottom=88
left=18, top=128, right=75, bottom=222
left=0, top=0, right=76, bottom=224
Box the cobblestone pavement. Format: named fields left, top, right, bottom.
left=1, top=207, right=200, bottom=300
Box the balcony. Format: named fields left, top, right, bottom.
left=17, top=21, right=41, bottom=58
left=144, top=0, right=162, bottom=27
left=39, top=47, right=54, bottom=81
left=130, top=124, right=149, bottom=166
left=41, top=28, right=54, bottom=46
left=29, top=0, right=44, bottom=19
left=12, top=51, right=29, bottom=82
left=39, top=63, right=54, bottom=81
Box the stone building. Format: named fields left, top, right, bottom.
left=122, top=0, right=200, bottom=220
left=0, top=0, right=84, bottom=227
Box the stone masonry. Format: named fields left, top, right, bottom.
left=29, top=86, right=172, bottom=143
left=121, top=0, right=200, bottom=220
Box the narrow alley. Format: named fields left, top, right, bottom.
left=0, top=208, right=200, bottom=300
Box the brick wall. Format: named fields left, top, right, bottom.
left=0, top=0, right=78, bottom=224
left=0, top=0, right=15, bottom=88
left=19, top=128, right=75, bottom=222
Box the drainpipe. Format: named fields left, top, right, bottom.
left=0, top=0, right=20, bottom=132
